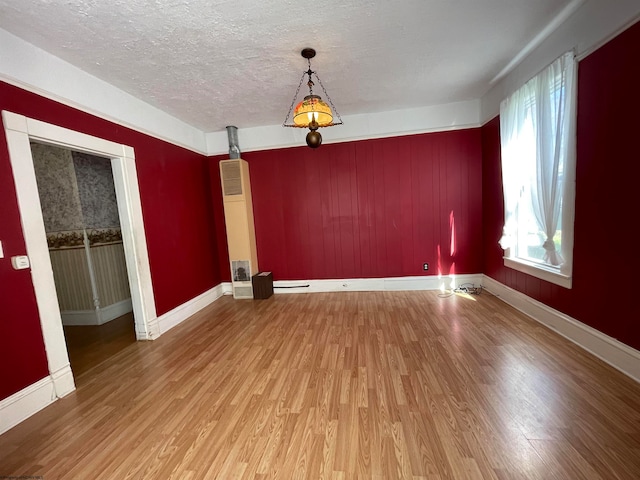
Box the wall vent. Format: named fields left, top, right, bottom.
left=221, top=160, right=242, bottom=196
left=233, top=285, right=253, bottom=299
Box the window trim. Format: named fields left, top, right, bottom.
left=503, top=252, right=572, bottom=288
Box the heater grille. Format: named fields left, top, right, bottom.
left=221, top=160, right=242, bottom=196
left=233, top=285, right=253, bottom=299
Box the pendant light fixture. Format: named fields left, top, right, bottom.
left=283, top=48, right=342, bottom=148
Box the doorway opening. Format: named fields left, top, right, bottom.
left=3, top=110, right=159, bottom=398
left=30, top=142, right=136, bottom=382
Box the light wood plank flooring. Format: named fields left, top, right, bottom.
left=1, top=291, right=639, bottom=479
left=63, top=312, right=136, bottom=381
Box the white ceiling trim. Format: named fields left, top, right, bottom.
left=481, top=0, right=640, bottom=123
left=489, top=0, right=586, bottom=85
left=0, top=28, right=208, bottom=154
left=206, top=100, right=481, bottom=156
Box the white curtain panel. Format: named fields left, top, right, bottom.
left=499, top=51, right=577, bottom=269
left=498, top=86, right=532, bottom=251
left=530, top=52, right=576, bottom=266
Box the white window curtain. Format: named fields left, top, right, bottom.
left=499, top=51, right=577, bottom=273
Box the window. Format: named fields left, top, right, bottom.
left=499, top=52, right=577, bottom=288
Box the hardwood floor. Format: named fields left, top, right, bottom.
left=1, top=291, right=639, bottom=479
left=62, top=312, right=137, bottom=382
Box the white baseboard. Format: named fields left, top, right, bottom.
left=157, top=283, right=226, bottom=335
left=61, top=298, right=133, bottom=326
left=221, top=282, right=233, bottom=295
left=482, top=276, right=640, bottom=383
left=273, top=274, right=483, bottom=294
left=51, top=364, right=76, bottom=398
left=61, top=309, right=99, bottom=325
left=0, top=364, right=74, bottom=435
left=98, top=298, right=133, bottom=324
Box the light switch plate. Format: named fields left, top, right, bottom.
left=11, top=255, right=30, bottom=270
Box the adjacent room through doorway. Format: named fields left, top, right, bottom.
left=30, top=142, right=136, bottom=382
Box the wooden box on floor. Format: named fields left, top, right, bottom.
left=252, top=272, right=273, bottom=299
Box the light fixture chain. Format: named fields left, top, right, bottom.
left=283, top=71, right=307, bottom=127
left=314, top=72, right=343, bottom=125
left=307, top=58, right=314, bottom=95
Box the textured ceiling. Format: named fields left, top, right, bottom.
left=0, top=0, right=577, bottom=133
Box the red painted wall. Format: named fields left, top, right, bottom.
left=0, top=81, right=222, bottom=400
left=482, top=20, right=640, bottom=351
left=0, top=134, right=49, bottom=400
left=241, top=130, right=483, bottom=280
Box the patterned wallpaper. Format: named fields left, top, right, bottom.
left=31, top=143, right=84, bottom=233
left=31, top=145, right=130, bottom=315
left=73, top=151, right=120, bottom=228
left=31, top=143, right=121, bottom=247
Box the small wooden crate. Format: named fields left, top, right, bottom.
left=252, top=272, right=273, bottom=299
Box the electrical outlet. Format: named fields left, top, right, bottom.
left=423, top=262, right=429, bottom=271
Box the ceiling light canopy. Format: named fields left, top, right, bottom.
left=283, top=48, right=342, bottom=148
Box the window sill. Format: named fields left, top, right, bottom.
left=503, top=257, right=572, bottom=289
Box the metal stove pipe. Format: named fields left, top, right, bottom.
left=226, top=125, right=241, bottom=159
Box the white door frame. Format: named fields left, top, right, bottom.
left=2, top=110, right=159, bottom=398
